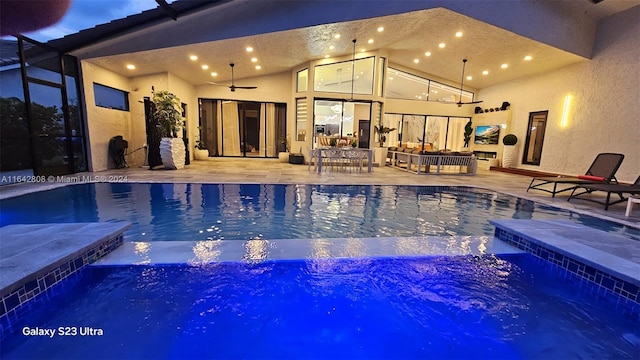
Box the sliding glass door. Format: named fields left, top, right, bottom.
left=313, top=99, right=372, bottom=148
left=199, top=99, right=285, bottom=158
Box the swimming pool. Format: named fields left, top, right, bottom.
left=0, top=183, right=637, bottom=241
left=1, top=254, right=638, bottom=359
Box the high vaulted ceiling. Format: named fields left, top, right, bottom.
left=78, top=1, right=639, bottom=91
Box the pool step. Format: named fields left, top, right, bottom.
left=92, top=236, right=524, bottom=265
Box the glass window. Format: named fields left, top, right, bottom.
left=386, top=68, right=429, bottom=100
left=522, top=111, right=548, bottom=165
left=93, top=83, right=129, bottom=111
left=385, top=67, right=474, bottom=103
left=314, top=57, right=374, bottom=95
left=296, top=98, right=307, bottom=141
left=296, top=69, right=308, bottom=92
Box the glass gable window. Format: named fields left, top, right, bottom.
left=296, top=69, right=308, bottom=92
left=314, top=57, right=374, bottom=95
left=386, top=67, right=474, bottom=103
left=93, top=83, right=129, bottom=111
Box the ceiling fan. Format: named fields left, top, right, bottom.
left=206, top=63, right=257, bottom=91
left=454, top=58, right=483, bottom=107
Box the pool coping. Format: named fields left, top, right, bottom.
left=0, top=222, right=131, bottom=336
left=492, top=219, right=640, bottom=317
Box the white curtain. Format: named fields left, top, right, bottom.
left=265, top=103, right=276, bottom=157
left=222, top=101, right=241, bottom=156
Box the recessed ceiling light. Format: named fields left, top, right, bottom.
left=424, top=51, right=431, bottom=57
left=438, top=42, right=445, bottom=48
left=255, top=65, right=261, bottom=70
left=324, top=54, right=330, bottom=58
left=368, top=39, right=374, bottom=44
left=329, top=45, right=335, bottom=50
left=189, top=55, right=198, bottom=61
left=251, top=57, right=258, bottom=62
left=524, top=55, right=532, bottom=61
left=210, top=72, right=217, bottom=77
left=501, top=63, right=508, bottom=69
left=246, top=46, right=253, bottom=52
left=413, top=59, right=419, bottom=64
left=377, top=26, right=384, bottom=32
left=482, top=70, right=489, bottom=75
left=360, top=48, right=366, bottom=52
left=201, top=65, right=209, bottom=70
left=455, top=31, right=463, bottom=37
left=126, top=64, right=135, bottom=70
left=334, top=34, right=341, bottom=39
left=466, top=76, right=472, bottom=80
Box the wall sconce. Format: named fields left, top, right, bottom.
left=561, top=94, right=573, bottom=128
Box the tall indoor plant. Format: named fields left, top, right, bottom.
left=153, top=90, right=185, bottom=169
left=374, top=125, right=396, bottom=147
left=502, top=134, right=518, bottom=168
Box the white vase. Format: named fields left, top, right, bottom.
left=194, top=149, right=209, bottom=160
left=160, top=138, right=186, bottom=169
left=502, top=145, right=518, bottom=168
left=278, top=152, right=290, bottom=163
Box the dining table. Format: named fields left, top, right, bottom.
left=310, top=147, right=374, bottom=173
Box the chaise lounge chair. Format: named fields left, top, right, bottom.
left=526, top=153, right=624, bottom=197
left=568, top=175, right=640, bottom=210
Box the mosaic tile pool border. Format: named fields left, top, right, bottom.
left=0, top=234, right=123, bottom=337
left=494, top=227, right=640, bottom=319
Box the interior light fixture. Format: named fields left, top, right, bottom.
left=424, top=51, right=431, bottom=57
left=360, top=48, right=366, bottom=52
left=210, top=72, right=217, bottom=77
left=189, top=55, right=198, bottom=61
left=201, top=65, right=209, bottom=70
left=466, top=76, right=472, bottom=80
left=255, top=65, right=261, bottom=70
left=251, top=57, right=258, bottom=62
left=413, top=59, right=419, bottom=64
left=439, top=43, right=446, bottom=48
left=455, top=31, right=463, bottom=37
left=324, top=54, right=330, bottom=58
left=329, top=45, right=335, bottom=50
left=126, top=64, right=135, bottom=70
left=246, top=46, right=253, bottom=52
left=482, top=70, right=489, bottom=75
left=501, top=63, right=508, bottom=69
left=368, top=39, right=374, bottom=44
left=377, top=26, right=384, bottom=32
left=334, top=34, right=341, bottom=39
left=524, top=55, right=532, bottom=61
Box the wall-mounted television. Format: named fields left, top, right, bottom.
left=474, top=125, right=500, bottom=145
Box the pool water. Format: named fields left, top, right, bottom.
left=0, top=183, right=637, bottom=241
left=1, top=254, right=638, bottom=359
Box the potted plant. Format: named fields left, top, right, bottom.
left=374, top=125, right=396, bottom=147
left=351, top=138, right=358, bottom=148
left=194, top=140, right=209, bottom=160
left=153, top=90, right=185, bottom=169
left=502, top=134, right=518, bottom=168
left=329, top=138, right=338, bottom=147
left=278, top=135, right=290, bottom=163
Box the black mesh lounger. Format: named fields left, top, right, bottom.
left=526, top=153, right=624, bottom=197
left=568, top=175, right=640, bottom=210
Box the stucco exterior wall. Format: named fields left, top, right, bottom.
left=477, top=7, right=639, bottom=183
left=81, top=62, right=133, bottom=172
